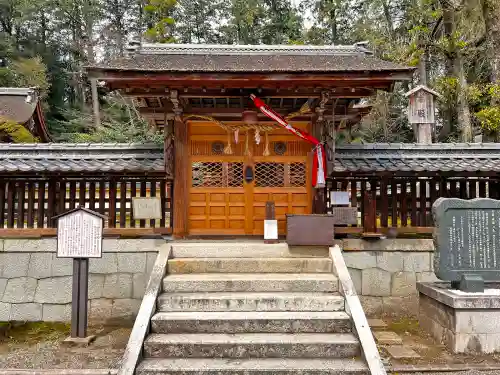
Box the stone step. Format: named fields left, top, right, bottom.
left=171, top=242, right=330, bottom=258
left=167, top=258, right=332, bottom=274
left=137, top=358, right=369, bottom=374
left=151, top=311, right=352, bottom=334
left=143, top=333, right=360, bottom=358
left=156, top=292, right=345, bottom=312
left=162, top=273, right=338, bottom=293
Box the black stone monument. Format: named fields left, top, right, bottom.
left=433, top=198, right=500, bottom=292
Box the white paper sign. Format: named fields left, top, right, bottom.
left=331, top=191, right=350, bottom=206
left=57, top=211, right=103, bottom=258
left=132, top=197, right=162, bottom=219
left=264, top=219, right=278, bottom=240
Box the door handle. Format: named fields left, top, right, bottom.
left=244, top=165, right=254, bottom=183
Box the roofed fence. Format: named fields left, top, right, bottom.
left=327, top=144, right=500, bottom=236
left=1, top=143, right=499, bottom=238
left=0, top=144, right=171, bottom=237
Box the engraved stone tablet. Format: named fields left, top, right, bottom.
left=56, top=208, right=104, bottom=258
left=331, top=207, right=358, bottom=225
left=433, top=198, right=500, bottom=281
left=132, top=197, right=162, bottom=219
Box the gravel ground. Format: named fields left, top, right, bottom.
left=0, top=324, right=130, bottom=369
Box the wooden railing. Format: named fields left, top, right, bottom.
left=327, top=176, right=500, bottom=236
left=0, top=175, right=173, bottom=237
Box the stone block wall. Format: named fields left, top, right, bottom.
left=337, top=239, right=438, bottom=317
left=0, top=238, right=163, bottom=323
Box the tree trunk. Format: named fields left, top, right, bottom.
left=418, top=50, right=428, bottom=86
left=382, top=0, right=394, bottom=39
left=438, top=0, right=458, bottom=140
left=483, top=0, right=500, bottom=85
left=454, top=53, right=473, bottom=142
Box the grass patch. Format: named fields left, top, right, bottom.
left=0, top=322, right=70, bottom=344
left=387, top=316, right=421, bottom=335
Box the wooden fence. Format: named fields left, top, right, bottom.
left=0, top=175, right=173, bottom=237
left=327, top=175, right=500, bottom=236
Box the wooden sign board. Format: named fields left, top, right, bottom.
left=408, top=90, right=435, bottom=124
left=132, top=197, right=162, bottom=219
left=56, top=209, right=103, bottom=258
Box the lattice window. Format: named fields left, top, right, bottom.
left=192, top=162, right=223, bottom=187
left=255, top=163, right=285, bottom=187
left=290, top=162, right=306, bottom=187
left=192, top=162, right=243, bottom=187
left=227, top=162, right=243, bottom=187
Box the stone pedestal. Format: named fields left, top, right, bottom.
left=418, top=282, right=500, bottom=354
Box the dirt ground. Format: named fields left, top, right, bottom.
left=0, top=323, right=130, bottom=369
left=1, top=319, right=500, bottom=372
left=380, top=317, right=500, bottom=368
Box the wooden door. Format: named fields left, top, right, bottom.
left=188, top=121, right=311, bottom=236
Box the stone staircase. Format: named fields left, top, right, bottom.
left=135, top=242, right=369, bottom=374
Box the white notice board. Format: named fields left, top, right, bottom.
left=264, top=220, right=278, bottom=240
left=57, top=210, right=103, bottom=258
left=132, top=197, right=162, bottom=219
left=331, top=191, right=350, bottom=206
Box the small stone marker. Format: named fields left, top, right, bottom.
left=54, top=207, right=106, bottom=346
left=385, top=345, right=421, bottom=359
left=433, top=198, right=500, bottom=292
left=132, top=197, right=162, bottom=219
left=368, top=318, right=389, bottom=331
left=373, top=331, right=403, bottom=345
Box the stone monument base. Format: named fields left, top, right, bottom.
left=418, top=282, right=500, bottom=354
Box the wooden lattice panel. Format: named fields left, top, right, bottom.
left=255, top=163, right=285, bottom=187
left=192, top=162, right=243, bottom=188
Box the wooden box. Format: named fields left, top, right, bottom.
left=286, top=214, right=335, bottom=246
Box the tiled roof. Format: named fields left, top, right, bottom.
left=0, top=143, right=164, bottom=173
left=88, top=43, right=413, bottom=74
left=333, top=143, right=500, bottom=173
left=1, top=143, right=499, bottom=174
left=0, top=87, right=38, bottom=124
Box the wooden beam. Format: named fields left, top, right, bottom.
left=122, top=89, right=375, bottom=99
left=89, top=70, right=413, bottom=83
left=0, top=228, right=172, bottom=238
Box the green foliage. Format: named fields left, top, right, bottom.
left=476, top=106, right=500, bottom=132
left=144, top=0, right=177, bottom=42
left=53, top=95, right=164, bottom=144
left=0, top=118, right=40, bottom=143
left=0, top=0, right=498, bottom=144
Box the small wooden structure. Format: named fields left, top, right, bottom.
left=405, top=85, right=441, bottom=144
left=86, top=42, right=414, bottom=237
left=0, top=87, right=51, bottom=142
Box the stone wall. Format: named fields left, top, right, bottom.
left=0, top=238, right=163, bottom=323
left=337, top=239, right=438, bottom=317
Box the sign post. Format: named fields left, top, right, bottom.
left=54, top=207, right=106, bottom=345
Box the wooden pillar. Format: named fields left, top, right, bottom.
left=312, top=91, right=331, bottom=214
left=171, top=90, right=188, bottom=237
left=312, top=117, right=326, bottom=215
